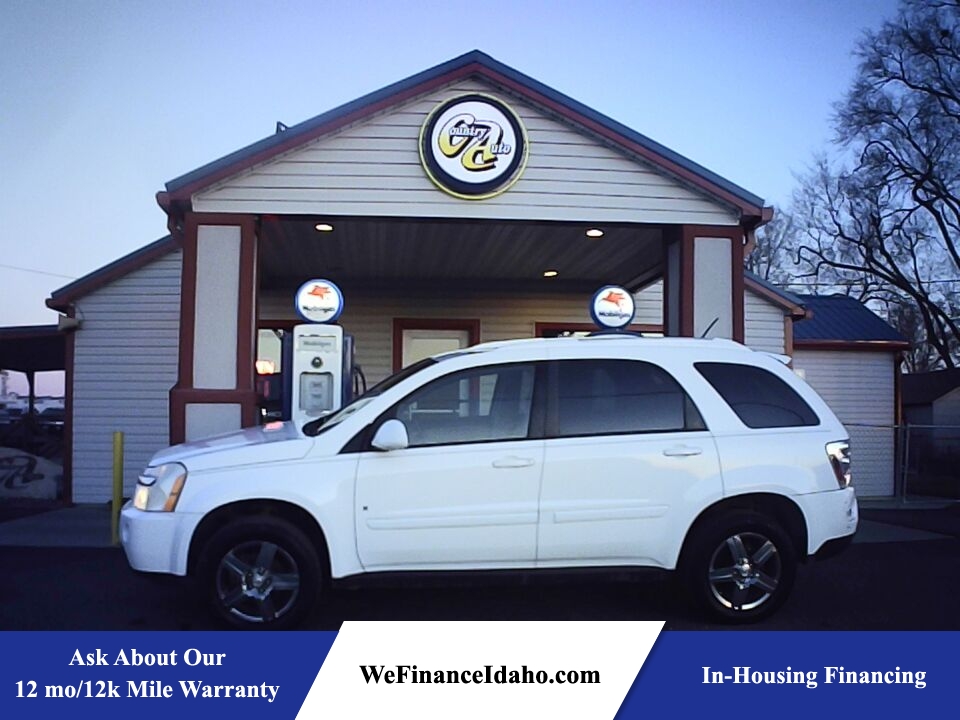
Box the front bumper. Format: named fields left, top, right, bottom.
left=794, top=487, right=859, bottom=557
left=120, top=503, right=198, bottom=576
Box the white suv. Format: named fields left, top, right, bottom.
left=121, top=335, right=858, bottom=627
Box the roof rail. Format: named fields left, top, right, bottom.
left=585, top=330, right=645, bottom=338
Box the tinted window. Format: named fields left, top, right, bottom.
left=695, top=362, right=820, bottom=428
left=555, top=360, right=704, bottom=437
left=387, top=363, right=535, bottom=447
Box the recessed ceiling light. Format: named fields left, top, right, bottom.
left=543, top=270, right=559, bottom=278
left=315, top=223, right=334, bottom=232
left=585, top=228, right=604, bottom=238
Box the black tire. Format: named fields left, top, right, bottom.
left=197, top=516, right=322, bottom=629
left=681, top=510, right=797, bottom=624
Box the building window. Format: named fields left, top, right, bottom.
left=393, top=318, right=480, bottom=371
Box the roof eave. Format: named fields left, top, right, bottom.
left=793, top=339, right=912, bottom=352
left=47, top=235, right=178, bottom=311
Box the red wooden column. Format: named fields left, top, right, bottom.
left=663, top=224, right=744, bottom=342
left=170, top=212, right=259, bottom=444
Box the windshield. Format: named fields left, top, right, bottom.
left=302, top=357, right=438, bottom=436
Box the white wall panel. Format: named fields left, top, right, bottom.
left=744, top=289, right=786, bottom=354
left=193, top=225, right=240, bottom=389
left=693, top=237, right=732, bottom=339
left=71, top=250, right=182, bottom=503
left=793, top=350, right=896, bottom=497
left=185, top=404, right=242, bottom=442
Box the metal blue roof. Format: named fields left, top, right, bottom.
left=165, top=50, right=765, bottom=210
left=793, top=294, right=907, bottom=343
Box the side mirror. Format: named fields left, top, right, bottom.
left=371, top=419, right=409, bottom=451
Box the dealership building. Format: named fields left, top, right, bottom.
left=35, top=51, right=907, bottom=503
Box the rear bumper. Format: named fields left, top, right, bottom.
left=795, top=487, right=859, bottom=557
left=813, top=532, right=854, bottom=560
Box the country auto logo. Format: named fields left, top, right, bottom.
left=420, top=94, right=528, bottom=199
left=590, top=285, right=635, bottom=329
left=295, top=279, right=343, bottom=324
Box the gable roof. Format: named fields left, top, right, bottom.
left=46, top=236, right=178, bottom=312
left=902, top=368, right=960, bottom=405
left=161, top=50, right=768, bottom=222
left=793, top=294, right=909, bottom=348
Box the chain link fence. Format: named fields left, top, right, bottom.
left=844, top=423, right=960, bottom=501
left=898, top=424, right=960, bottom=501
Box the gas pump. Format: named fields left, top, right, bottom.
left=284, top=279, right=365, bottom=429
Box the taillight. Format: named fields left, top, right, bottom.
left=826, top=440, right=851, bottom=488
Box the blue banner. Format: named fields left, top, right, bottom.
left=0, top=629, right=952, bottom=718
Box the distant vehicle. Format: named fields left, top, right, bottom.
left=121, top=335, right=858, bottom=628
left=0, top=407, right=24, bottom=425
left=37, top=407, right=65, bottom=428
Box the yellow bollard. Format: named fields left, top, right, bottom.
left=111, top=431, right=124, bottom=546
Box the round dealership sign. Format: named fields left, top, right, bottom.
left=419, top=93, right=528, bottom=199
left=295, top=279, right=344, bottom=324
left=590, top=285, right=636, bottom=330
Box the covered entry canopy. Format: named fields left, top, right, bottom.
left=258, top=216, right=665, bottom=293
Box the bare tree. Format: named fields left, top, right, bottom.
left=745, top=207, right=803, bottom=285
left=793, top=0, right=960, bottom=369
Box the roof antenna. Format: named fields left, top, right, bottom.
left=275, top=122, right=289, bottom=134
left=700, top=317, right=719, bottom=338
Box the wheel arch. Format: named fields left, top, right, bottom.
left=678, top=493, right=809, bottom=570
left=187, top=499, right=331, bottom=579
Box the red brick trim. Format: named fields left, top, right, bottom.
left=680, top=227, right=696, bottom=337
left=170, top=213, right=259, bottom=444
left=62, top=309, right=75, bottom=505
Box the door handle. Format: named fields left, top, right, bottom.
left=662, top=445, right=703, bottom=457
left=492, top=456, right=536, bottom=469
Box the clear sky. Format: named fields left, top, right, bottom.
left=1, top=0, right=901, bottom=337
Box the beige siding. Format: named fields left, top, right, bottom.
left=71, top=250, right=182, bottom=502
left=792, top=350, right=896, bottom=497
left=262, top=287, right=664, bottom=386
left=744, top=289, right=786, bottom=354
left=194, top=79, right=739, bottom=225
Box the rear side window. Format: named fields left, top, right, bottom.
left=695, top=362, right=819, bottom=428
left=554, top=359, right=705, bottom=437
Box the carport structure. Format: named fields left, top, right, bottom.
left=151, top=50, right=770, bottom=444
left=0, top=325, right=65, bottom=416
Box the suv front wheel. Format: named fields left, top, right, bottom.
left=197, top=516, right=322, bottom=629
left=682, top=510, right=797, bottom=623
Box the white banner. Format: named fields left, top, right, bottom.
left=297, top=621, right=663, bottom=719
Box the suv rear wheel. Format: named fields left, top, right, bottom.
left=197, top=516, right=322, bottom=629
left=682, top=510, right=797, bottom=623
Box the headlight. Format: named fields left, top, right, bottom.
left=133, top=462, right=187, bottom=511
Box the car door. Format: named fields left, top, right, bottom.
left=355, top=361, right=545, bottom=570
left=537, top=359, right=722, bottom=568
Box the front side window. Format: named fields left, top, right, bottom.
left=554, top=360, right=704, bottom=437
left=385, top=363, right=536, bottom=447
left=695, top=362, right=820, bottom=428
